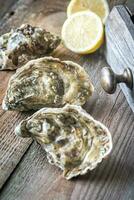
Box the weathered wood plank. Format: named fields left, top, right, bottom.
left=0, top=0, right=68, bottom=190
left=108, top=0, right=127, bottom=9
left=0, top=54, right=134, bottom=200
left=0, top=0, right=133, bottom=200
left=0, top=72, right=32, bottom=190
left=0, top=111, right=32, bottom=190
left=0, top=72, right=33, bottom=188
left=105, top=5, right=134, bottom=112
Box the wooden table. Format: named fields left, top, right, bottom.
left=0, top=0, right=134, bottom=199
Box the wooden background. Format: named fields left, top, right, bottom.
left=0, top=0, right=134, bottom=200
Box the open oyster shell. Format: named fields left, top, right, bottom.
left=15, top=104, right=112, bottom=179
left=2, top=57, right=94, bottom=111
left=0, top=24, right=60, bottom=70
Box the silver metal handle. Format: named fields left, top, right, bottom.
left=100, top=67, right=133, bottom=94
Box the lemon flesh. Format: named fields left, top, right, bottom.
left=62, top=11, right=104, bottom=54
left=67, top=0, right=109, bottom=24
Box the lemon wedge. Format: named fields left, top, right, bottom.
left=67, top=0, right=109, bottom=24
left=61, top=11, right=104, bottom=54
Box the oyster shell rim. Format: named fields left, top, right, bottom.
left=0, top=24, right=61, bottom=70
left=15, top=104, right=112, bottom=180
left=2, top=56, right=94, bottom=111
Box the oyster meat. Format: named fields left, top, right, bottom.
left=15, top=104, right=112, bottom=179
left=2, top=57, right=94, bottom=111
left=0, top=24, right=60, bottom=70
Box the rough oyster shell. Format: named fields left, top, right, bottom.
left=15, top=104, right=112, bottom=179
left=2, top=57, right=94, bottom=111
left=0, top=24, right=60, bottom=70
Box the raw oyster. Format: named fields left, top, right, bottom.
left=15, top=104, right=112, bottom=179
left=2, top=57, right=94, bottom=111
left=0, top=24, right=60, bottom=70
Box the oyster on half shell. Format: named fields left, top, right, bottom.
left=0, top=24, right=60, bottom=70
left=15, top=105, right=112, bottom=179
left=2, top=57, right=94, bottom=111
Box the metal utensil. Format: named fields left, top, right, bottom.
left=101, top=67, right=133, bottom=94
left=104, top=3, right=134, bottom=112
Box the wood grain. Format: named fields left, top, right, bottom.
left=0, top=71, right=32, bottom=190
left=105, top=5, right=134, bottom=112
left=108, top=0, right=127, bottom=9
left=1, top=54, right=134, bottom=200
left=0, top=0, right=133, bottom=200
left=0, top=0, right=68, bottom=190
